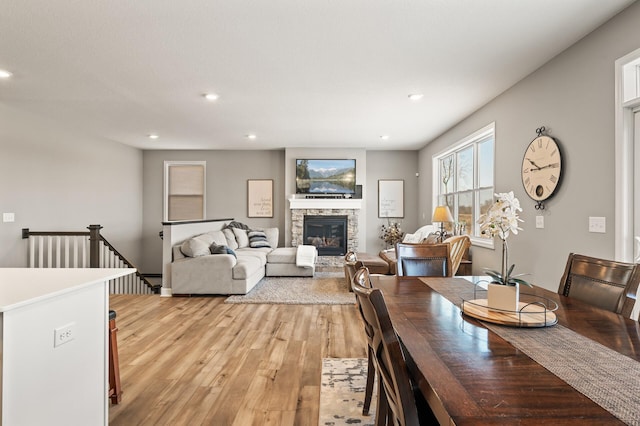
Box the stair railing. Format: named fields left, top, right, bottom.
left=22, top=224, right=160, bottom=294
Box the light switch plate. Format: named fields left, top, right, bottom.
left=3, top=213, right=15, bottom=223
left=589, top=216, right=606, bottom=233
left=535, top=216, right=544, bottom=229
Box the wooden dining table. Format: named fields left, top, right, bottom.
left=370, top=275, right=640, bottom=425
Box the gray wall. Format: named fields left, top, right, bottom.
left=141, top=150, right=286, bottom=272
left=142, top=148, right=420, bottom=272
left=418, top=2, right=640, bottom=290
left=0, top=104, right=144, bottom=267
left=366, top=151, right=420, bottom=252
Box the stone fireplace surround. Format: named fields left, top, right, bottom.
left=289, top=198, right=361, bottom=268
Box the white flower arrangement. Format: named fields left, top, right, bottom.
left=477, top=191, right=523, bottom=241
left=477, top=191, right=531, bottom=287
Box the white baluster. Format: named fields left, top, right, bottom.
left=38, top=236, right=44, bottom=268
left=29, top=236, right=35, bottom=267
left=55, top=236, right=61, bottom=267
left=64, top=236, right=70, bottom=267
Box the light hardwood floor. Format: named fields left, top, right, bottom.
left=108, top=295, right=366, bottom=426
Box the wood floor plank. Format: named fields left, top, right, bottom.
left=109, top=294, right=367, bottom=425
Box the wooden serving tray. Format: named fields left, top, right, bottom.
left=462, top=298, right=557, bottom=327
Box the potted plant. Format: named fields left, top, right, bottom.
left=477, top=191, right=532, bottom=311
left=380, top=221, right=404, bottom=249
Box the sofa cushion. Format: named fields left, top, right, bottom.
left=232, top=256, right=263, bottom=279
left=222, top=228, right=239, bottom=249
left=180, top=236, right=211, bottom=257
left=233, top=228, right=250, bottom=248
left=236, top=248, right=268, bottom=266
left=248, top=230, right=270, bottom=248
left=267, top=247, right=297, bottom=264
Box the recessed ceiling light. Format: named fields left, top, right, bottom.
left=246, top=134, right=257, bottom=140
left=408, top=93, right=424, bottom=101
left=0, top=69, right=13, bottom=79
left=148, top=134, right=159, bottom=140
left=380, top=135, right=390, bottom=140
left=204, top=93, right=219, bottom=101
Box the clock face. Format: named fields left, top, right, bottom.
left=521, top=136, right=562, bottom=201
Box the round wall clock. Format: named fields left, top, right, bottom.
left=521, top=127, right=563, bottom=209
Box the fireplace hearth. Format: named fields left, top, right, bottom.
left=303, top=215, right=348, bottom=256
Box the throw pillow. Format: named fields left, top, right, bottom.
left=263, top=227, right=279, bottom=249
left=210, top=244, right=237, bottom=258
left=402, top=232, right=420, bottom=243
left=222, top=228, right=239, bottom=250
left=180, top=237, right=211, bottom=257
left=248, top=230, right=271, bottom=248
left=232, top=228, right=250, bottom=248
left=422, top=233, right=441, bottom=244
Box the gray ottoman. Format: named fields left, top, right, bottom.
left=266, top=247, right=316, bottom=277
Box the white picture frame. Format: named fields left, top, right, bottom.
left=247, top=179, right=274, bottom=218
left=378, top=179, right=404, bottom=218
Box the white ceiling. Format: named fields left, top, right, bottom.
left=0, top=0, right=635, bottom=151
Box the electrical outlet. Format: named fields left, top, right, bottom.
left=588, top=216, right=606, bottom=233
left=54, top=322, right=75, bottom=347
left=535, top=215, right=544, bottom=229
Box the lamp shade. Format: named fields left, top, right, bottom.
left=432, top=205, right=454, bottom=223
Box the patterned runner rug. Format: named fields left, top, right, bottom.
left=225, top=272, right=355, bottom=305
left=319, top=358, right=376, bottom=426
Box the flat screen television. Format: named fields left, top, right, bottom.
left=296, top=159, right=356, bottom=194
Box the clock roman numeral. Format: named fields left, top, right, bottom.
left=550, top=175, right=557, bottom=183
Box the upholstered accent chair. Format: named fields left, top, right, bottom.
left=443, top=235, right=471, bottom=276
left=558, top=253, right=640, bottom=317
left=395, top=242, right=452, bottom=277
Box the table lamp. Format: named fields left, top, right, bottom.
left=432, top=205, right=453, bottom=242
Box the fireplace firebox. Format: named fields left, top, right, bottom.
left=303, top=215, right=348, bottom=256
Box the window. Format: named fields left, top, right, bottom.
left=164, top=161, right=206, bottom=222
left=433, top=123, right=495, bottom=247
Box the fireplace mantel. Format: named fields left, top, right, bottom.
left=288, top=196, right=362, bottom=210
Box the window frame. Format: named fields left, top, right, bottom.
left=163, top=160, right=207, bottom=222
left=432, top=122, right=495, bottom=248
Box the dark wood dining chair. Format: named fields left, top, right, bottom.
left=344, top=251, right=358, bottom=292
left=352, top=272, right=431, bottom=425
left=395, top=242, right=452, bottom=277
left=558, top=253, right=640, bottom=317
left=351, top=266, right=375, bottom=416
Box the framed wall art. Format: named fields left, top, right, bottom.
left=378, top=179, right=404, bottom=218
left=247, top=179, right=274, bottom=217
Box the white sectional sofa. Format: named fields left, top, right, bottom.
left=170, top=224, right=316, bottom=295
